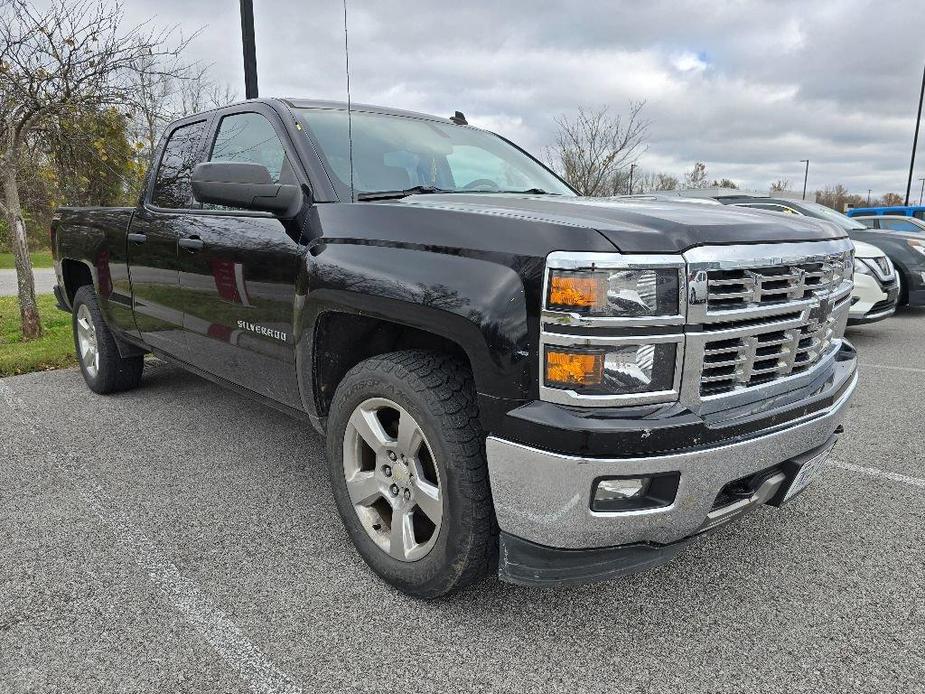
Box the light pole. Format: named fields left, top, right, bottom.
left=628, top=163, right=637, bottom=195
left=240, top=0, right=258, bottom=99
left=800, top=159, right=810, bottom=200
left=905, top=63, right=925, bottom=206
left=867, top=189, right=871, bottom=205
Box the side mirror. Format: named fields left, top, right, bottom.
left=191, top=162, right=302, bottom=217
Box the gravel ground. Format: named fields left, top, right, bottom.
left=1, top=310, right=923, bottom=693
left=0, top=269, right=57, bottom=297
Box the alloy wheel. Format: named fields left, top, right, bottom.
left=342, top=397, right=443, bottom=561
left=75, top=303, right=99, bottom=378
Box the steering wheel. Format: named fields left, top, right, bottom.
left=462, top=179, right=500, bottom=191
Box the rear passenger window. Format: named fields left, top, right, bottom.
left=151, top=120, right=208, bottom=209
left=209, top=112, right=292, bottom=183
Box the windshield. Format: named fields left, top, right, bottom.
left=794, top=200, right=868, bottom=230
left=295, top=108, right=575, bottom=199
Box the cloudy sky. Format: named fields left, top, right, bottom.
left=123, top=0, right=925, bottom=198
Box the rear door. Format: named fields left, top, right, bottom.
left=176, top=105, right=306, bottom=406
left=128, top=117, right=211, bottom=357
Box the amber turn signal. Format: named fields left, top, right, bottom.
left=545, top=350, right=603, bottom=387
left=548, top=273, right=605, bottom=310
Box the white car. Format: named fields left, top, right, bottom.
left=850, top=240, right=899, bottom=325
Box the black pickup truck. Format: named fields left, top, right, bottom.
left=52, top=98, right=858, bottom=597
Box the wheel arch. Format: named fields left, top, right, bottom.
left=302, top=305, right=485, bottom=427
left=60, top=257, right=96, bottom=305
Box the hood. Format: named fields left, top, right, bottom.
left=392, top=194, right=845, bottom=253
left=852, top=240, right=886, bottom=259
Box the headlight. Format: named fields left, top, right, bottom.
left=907, top=239, right=925, bottom=257
left=541, top=252, right=684, bottom=406
left=547, top=268, right=680, bottom=317
left=854, top=258, right=873, bottom=276
left=544, top=343, right=677, bottom=395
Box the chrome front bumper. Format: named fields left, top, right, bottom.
left=486, top=369, right=857, bottom=551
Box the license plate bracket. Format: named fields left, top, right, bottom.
left=781, top=440, right=837, bottom=503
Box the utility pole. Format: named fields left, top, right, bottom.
left=628, top=163, right=637, bottom=195
left=905, top=63, right=925, bottom=206
left=800, top=159, right=810, bottom=200
left=919, top=177, right=925, bottom=205
left=240, top=0, right=258, bottom=99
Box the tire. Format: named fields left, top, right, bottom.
left=326, top=350, right=496, bottom=598
left=72, top=285, right=144, bottom=394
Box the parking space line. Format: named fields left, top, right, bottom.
left=859, top=363, right=925, bottom=375
left=831, top=458, right=925, bottom=489
left=0, top=381, right=303, bottom=694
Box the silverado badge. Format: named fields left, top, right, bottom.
left=236, top=320, right=288, bottom=343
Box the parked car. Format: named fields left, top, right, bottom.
left=845, top=205, right=925, bottom=220
left=719, top=197, right=925, bottom=309
left=51, top=98, right=857, bottom=597
left=848, top=241, right=899, bottom=324
left=852, top=215, right=925, bottom=233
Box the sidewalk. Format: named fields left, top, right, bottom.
left=0, top=268, right=57, bottom=297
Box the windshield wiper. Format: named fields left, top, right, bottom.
left=357, top=185, right=449, bottom=201
left=481, top=188, right=562, bottom=195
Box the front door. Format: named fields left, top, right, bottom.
left=176, top=109, right=305, bottom=407
left=128, top=118, right=211, bottom=357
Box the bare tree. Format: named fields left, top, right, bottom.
left=635, top=170, right=679, bottom=193
left=178, top=66, right=237, bottom=117
left=814, top=185, right=870, bottom=212
left=547, top=102, right=649, bottom=196
left=655, top=172, right=679, bottom=191
left=684, top=162, right=708, bottom=189
left=770, top=178, right=790, bottom=193
left=0, top=0, right=189, bottom=338
left=130, top=52, right=178, bottom=170
left=129, top=57, right=236, bottom=181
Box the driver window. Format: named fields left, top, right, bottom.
left=209, top=112, right=293, bottom=183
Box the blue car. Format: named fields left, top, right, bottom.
left=846, top=205, right=925, bottom=220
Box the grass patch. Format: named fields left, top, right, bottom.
left=0, top=251, right=54, bottom=269
left=0, top=294, right=76, bottom=376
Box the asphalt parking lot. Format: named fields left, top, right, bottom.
left=2, top=311, right=924, bottom=694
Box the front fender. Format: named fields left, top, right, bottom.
left=298, top=240, right=541, bottom=404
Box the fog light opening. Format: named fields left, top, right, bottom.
left=591, top=472, right=680, bottom=512
left=596, top=478, right=649, bottom=502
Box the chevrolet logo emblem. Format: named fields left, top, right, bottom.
left=806, top=293, right=832, bottom=331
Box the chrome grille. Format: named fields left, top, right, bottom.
left=699, top=305, right=842, bottom=396
left=684, top=241, right=854, bottom=402
left=706, top=254, right=850, bottom=311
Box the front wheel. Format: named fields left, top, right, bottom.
left=72, top=285, right=144, bottom=394
left=326, top=351, right=496, bottom=598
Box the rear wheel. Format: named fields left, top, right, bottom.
left=326, top=351, right=496, bottom=598
left=72, top=285, right=144, bottom=394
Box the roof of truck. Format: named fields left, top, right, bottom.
left=279, top=98, right=455, bottom=123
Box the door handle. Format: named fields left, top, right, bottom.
left=179, top=236, right=204, bottom=251
left=127, top=233, right=147, bottom=244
